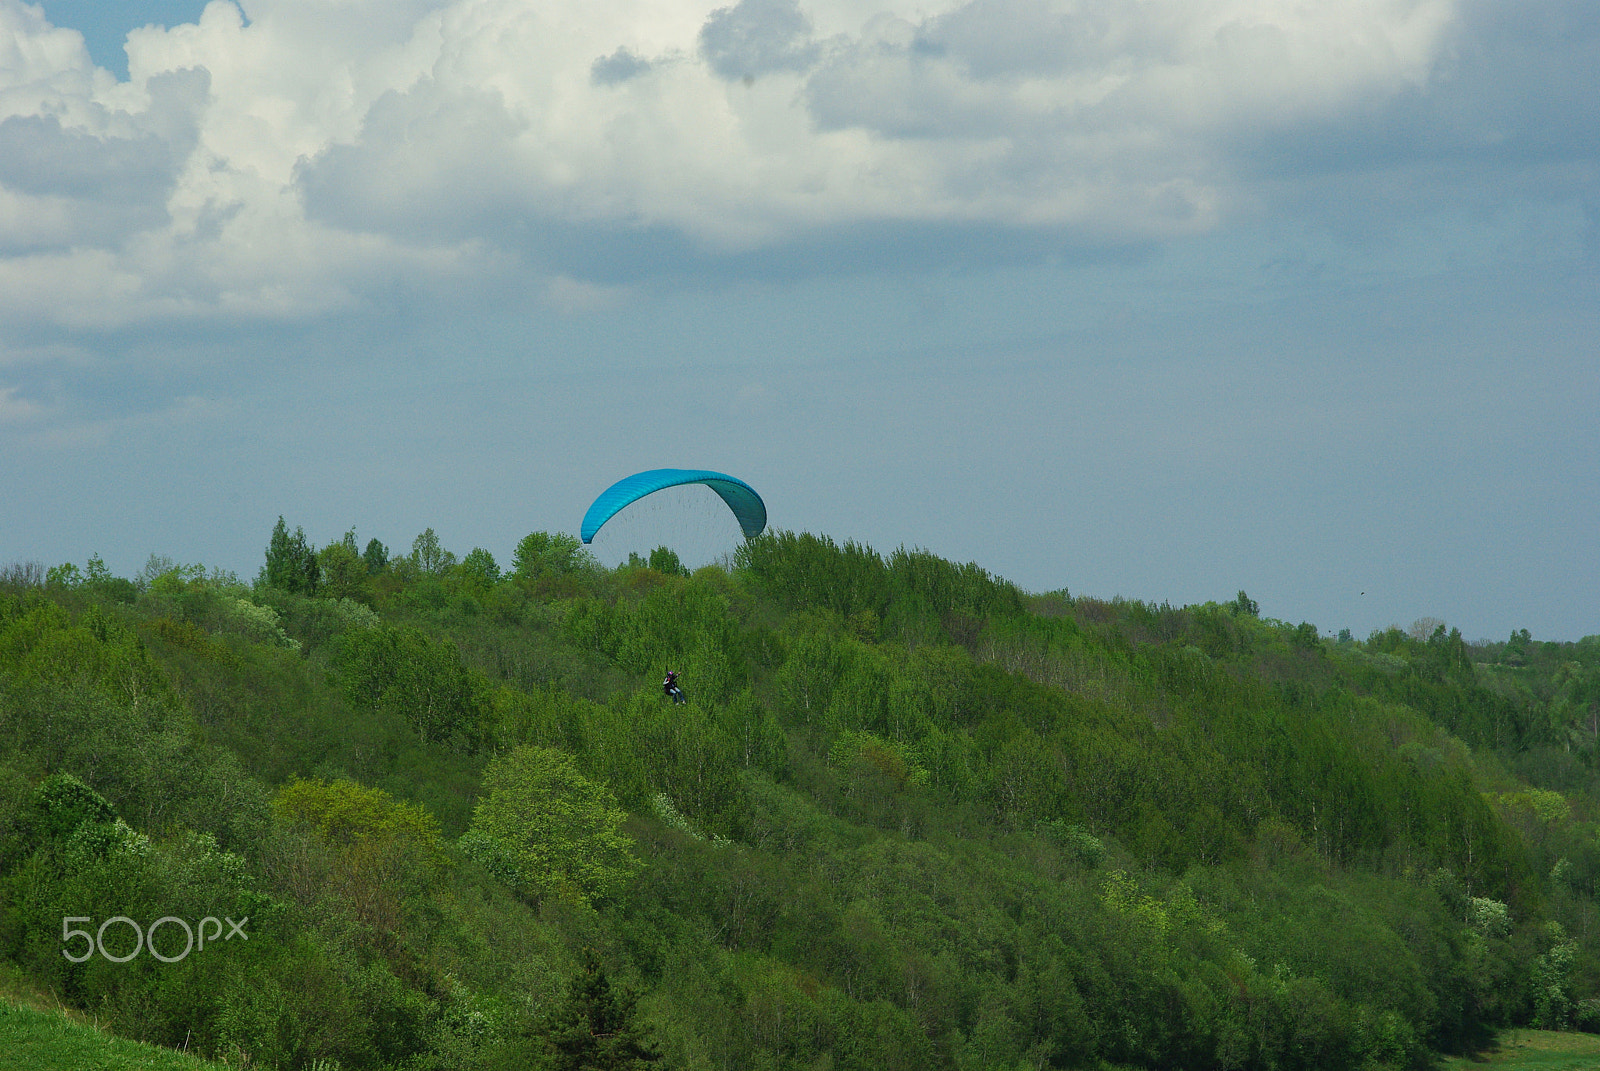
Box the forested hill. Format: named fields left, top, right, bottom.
left=2, top=527, right=1598, bottom=1071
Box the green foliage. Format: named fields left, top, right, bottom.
left=736, top=530, right=892, bottom=620
left=317, top=529, right=368, bottom=601
left=546, top=949, right=662, bottom=1069
left=0, top=591, right=172, bottom=698
left=78, top=554, right=138, bottom=603
left=272, top=777, right=443, bottom=857
left=458, top=547, right=502, bottom=591
left=412, top=527, right=457, bottom=577
left=736, top=531, right=1024, bottom=645
left=1291, top=620, right=1321, bottom=649
left=44, top=563, right=81, bottom=590
left=260, top=516, right=320, bottom=595
left=1532, top=923, right=1578, bottom=1030
left=561, top=581, right=753, bottom=706
left=646, top=546, right=688, bottom=578
left=271, top=777, right=448, bottom=942
left=1038, top=819, right=1107, bottom=868
left=336, top=623, right=490, bottom=745
left=885, top=545, right=1025, bottom=624
left=829, top=730, right=929, bottom=790
left=363, top=537, right=390, bottom=575
left=135, top=561, right=303, bottom=653
left=512, top=531, right=597, bottom=583
left=19, top=773, right=115, bottom=848
left=0, top=794, right=275, bottom=1062
left=465, top=745, right=640, bottom=906
left=8, top=527, right=1600, bottom=1071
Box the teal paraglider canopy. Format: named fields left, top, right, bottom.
left=581, top=469, right=767, bottom=545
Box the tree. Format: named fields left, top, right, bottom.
left=81, top=553, right=137, bottom=602
left=1290, top=622, right=1320, bottom=651
left=457, top=547, right=501, bottom=591
left=337, top=625, right=488, bottom=744
left=45, top=563, right=82, bottom=589
left=548, top=949, right=662, bottom=1070
left=511, top=531, right=597, bottom=581
left=646, top=547, right=689, bottom=577
left=22, top=773, right=116, bottom=848
left=272, top=778, right=447, bottom=931
left=272, top=777, right=444, bottom=853
left=261, top=516, right=320, bottom=595
left=412, top=528, right=456, bottom=577
left=1230, top=591, right=1259, bottom=618
left=363, top=538, right=389, bottom=575
left=462, top=746, right=639, bottom=906
left=318, top=530, right=367, bottom=600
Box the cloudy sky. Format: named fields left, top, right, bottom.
left=2, top=0, right=1595, bottom=642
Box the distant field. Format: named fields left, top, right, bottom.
left=1441, top=1029, right=1600, bottom=1070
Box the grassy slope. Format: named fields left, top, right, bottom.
left=1441, top=1029, right=1600, bottom=1069
left=1, top=968, right=223, bottom=1069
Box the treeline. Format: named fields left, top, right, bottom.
left=0, top=527, right=1597, bottom=1070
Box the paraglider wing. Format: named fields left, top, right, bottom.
left=581, top=469, right=767, bottom=544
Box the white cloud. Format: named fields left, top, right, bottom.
left=0, top=0, right=1507, bottom=328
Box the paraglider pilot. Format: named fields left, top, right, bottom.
left=663, top=670, right=686, bottom=705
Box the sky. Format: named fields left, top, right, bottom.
left=2, top=0, right=1595, bottom=643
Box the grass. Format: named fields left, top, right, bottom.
left=0, top=966, right=223, bottom=1070
left=1441, top=1028, right=1600, bottom=1070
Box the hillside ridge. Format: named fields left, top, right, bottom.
left=1, top=529, right=1597, bottom=1070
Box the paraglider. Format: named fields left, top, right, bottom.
left=582, top=470, right=763, bottom=704
left=581, top=469, right=766, bottom=546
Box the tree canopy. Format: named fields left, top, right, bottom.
left=2, top=525, right=1599, bottom=1070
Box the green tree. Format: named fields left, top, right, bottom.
left=1291, top=622, right=1320, bottom=650
left=272, top=778, right=447, bottom=934
left=82, top=553, right=137, bottom=601
left=21, top=772, right=116, bottom=848
left=318, top=530, right=367, bottom=601
left=45, top=562, right=82, bottom=589
left=261, top=516, right=320, bottom=595
left=1505, top=628, right=1532, bottom=667
left=83, top=553, right=112, bottom=584
left=736, top=530, right=892, bottom=618
left=272, top=777, right=444, bottom=856
left=512, top=531, right=597, bottom=581
left=462, top=746, right=639, bottom=906
left=548, top=949, right=662, bottom=1070
left=363, top=537, right=389, bottom=575
left=457, top=547, right=502, bottom=591
left=647, top=547, right=688, bottom=577
left=412, top=528, right=457, bottom=577
left=337, top=624, right=488, bottom=744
